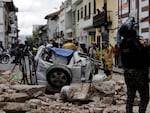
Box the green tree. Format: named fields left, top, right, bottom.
left=26, top=30, right=39, bottom=47
left=26, top=36, right=34, bottom=42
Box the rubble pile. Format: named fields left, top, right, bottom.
left=0, top=71, right=142, bottom=113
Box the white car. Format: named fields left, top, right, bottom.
left=34, top=46, right=97, bottom=92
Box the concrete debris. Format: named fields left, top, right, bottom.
left=0, top=70, right=150, bottom=113
left=1, top=70, right=11, bottom=75
left=60, top=83, right=91, bottom=102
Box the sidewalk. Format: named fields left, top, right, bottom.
left=113, top=66, right=124, bottom=74
left=99, top=63, right=124, bottom=74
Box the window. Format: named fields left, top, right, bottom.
left=84, top=5, right=87, bottom=17
left=77, top=9, right=80, bottom=21
left=81, top=7, right=83, bottom=19
left=94, top=0, right=96, bottom=14
left=89, top=2, right=91, bottom=17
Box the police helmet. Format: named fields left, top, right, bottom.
left=118, top=17, right=136, bottom=38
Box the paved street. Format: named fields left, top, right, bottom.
left=0, top=63, right=20, bottom=73
left=0, top=56, right=29, bottom=80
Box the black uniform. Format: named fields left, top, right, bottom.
left=119, top=17, right=149, bottom=113
left=124, top=68, right=149, bottom=113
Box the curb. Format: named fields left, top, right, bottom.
left=99, top=66, right=123, bottom=75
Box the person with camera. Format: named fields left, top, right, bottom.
left=88, top=42, right=100, bottom=74
left=119, top=17, right=149, bottom=113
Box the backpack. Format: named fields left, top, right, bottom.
left=120, top=37, right=149, bottom=69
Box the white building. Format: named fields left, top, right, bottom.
left=58, top=7, right=65, bottom=38
left=45, top=10, right=61, bottom=41
left=64, top=0, right=72, bottom=38
left=72, top=0, right=96, bottom=47
left=71, top=0, right=82, bottom=41
left=0, top=0, right=18, bottom=48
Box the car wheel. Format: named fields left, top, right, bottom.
left=46, top=65, right=72, bottom=89
left=2, top=55, right=9, bottom=64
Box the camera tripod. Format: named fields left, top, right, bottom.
left=10, top=56, right=29, bottom=84
left=11, top=54, right=38, bottom=85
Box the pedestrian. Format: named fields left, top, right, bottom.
left=102, top=42, right=114, bottom=80
left=0, top=45, right=4, bottom=55
left=11, top=39, right=23, bottom=64
left=74, top=41, right=83, bottom=52
left=46, top=39, right=54, bottom=48
left=62, top=37, right=77, bottom=50
left=119, top=17, right=149, bottom=113
left=88, top=42, right=100, bottom=74
left=113, top=44, right=120, bottom=67
left=80, top=43, right=88, bottom=54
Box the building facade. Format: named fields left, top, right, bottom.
left=45, top=10, right=61, bottom=41
left=139, top=0, right=150, bottom=40
left=71, top=0, right=83, bottom=42
left=0, top=0, right=18, bottom=48
left=72, top=0, right=96, bottom=48
left=40, top=0, right=150, bottom=49
left=118, top=0, right=150, bottom=40
left=93, top=0, right=117, bottom=49
left=64, top=0, right=72, bottom=38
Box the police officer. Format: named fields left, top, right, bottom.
left=119, top=17, right=149, bottom=113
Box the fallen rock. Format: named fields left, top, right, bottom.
left=1, top=70, right=11, bottom=75
left=60, top=83, right=91, bottom=102
left=101, top=96, right=114, bottom=105
left=10, top=85, right=46, bottom=97
left=4, top=93, right=29, bottom=102
left=92, top=80, right=115, bottom=96
left=0, top=102, right=30, bottom=113
left=93, top=107, right=104, bottom=113
left=0, top=110, right=6, bottom=113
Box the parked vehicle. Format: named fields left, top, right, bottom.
left=0, top=52, right=10, bottom=64
left=33, top=46, right=99, bottom=92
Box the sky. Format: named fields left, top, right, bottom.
left=13, top=0, right=65, bottom=37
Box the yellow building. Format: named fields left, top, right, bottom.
left=94, top=0, right=117, bottom=48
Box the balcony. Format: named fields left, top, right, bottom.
left=66, top=26, right=72, bottom=33
left=84, top=16, right=90, bottom=20
left=79, top=16, right=93, bottom=29
left=8, top=32, right=17, bottom=37
left=66, top=5, right=72, bottom=13
left=72, top=0, right=82, bottom=5
left=93, top=11, right=112, bottom=28
left=65, top=0, right=72, bottom=13
left=6, top=1, right=18, bottom=12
